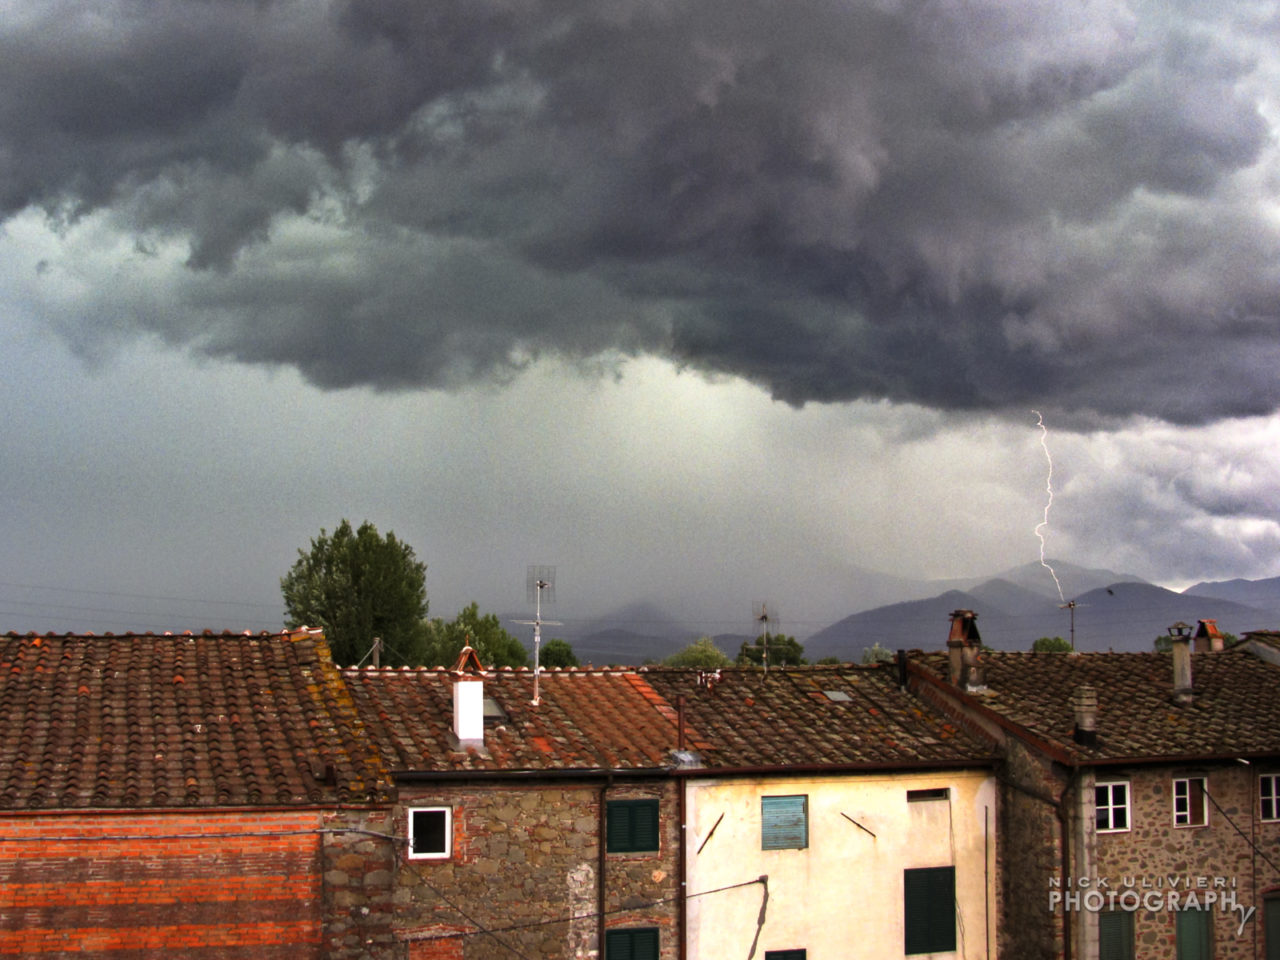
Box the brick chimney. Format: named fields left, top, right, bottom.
left=946, top=610, right=984, bottom=689
left=450, top=645, right=487, bottom=747
left=1193, top=619, right=1224, bottom=653
left=1072, top=685, right=1098, bottom=746
left=1169, top=622, right=1193, bottom=705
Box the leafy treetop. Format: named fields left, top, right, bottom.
left=281, top=519, right=428, bottom=667
left=664, top=637, right=733, bottom=669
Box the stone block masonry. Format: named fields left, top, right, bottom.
left=392, top=781, right=681, bottom=960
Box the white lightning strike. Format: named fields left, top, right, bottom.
left=1033, top=410, right=1065, bottom=603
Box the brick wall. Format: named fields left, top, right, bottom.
left=0, top=809, right=328, bottom=959
left=389, top=780, right=681, bottom=960
left=1092, top=763, right=1280, bottom=960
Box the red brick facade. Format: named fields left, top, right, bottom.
left=0, top=809, right=327, bottom=958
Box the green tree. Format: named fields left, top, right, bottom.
left=737, top=634, right=806, bottom=666
left=1154, top=634, right=1173, bottom=653
left=1032, top=636, right=1073, bottom=653
left=540, top=638, right=579, bottom=668
left=424, top=602, right=529, bottom=668
left=281, top=519, right=428, bottom=666
left=861, top=643, right=895, bottom=664
left=664, top=637, right=733, bottom=669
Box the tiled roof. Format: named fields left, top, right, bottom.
left=343, top=667, right=681, bottom=772
left=345, top=663, right=995, bottom=773
left=0, top=630, right=393, bottom=809
left=641, top=665, right=997, bottom=768
left=911, top=648, right=1280, bottom=763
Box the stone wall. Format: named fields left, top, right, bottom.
left=1000, top=737, right=1068, bottom=960
left=1090, top=763, right=1280, bottom=960
left=322, top=806, right=400, bottom=960
left=390, top=779, right=680, bottom=960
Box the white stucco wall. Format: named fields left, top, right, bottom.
left=684, top=770, right=997, bottom=960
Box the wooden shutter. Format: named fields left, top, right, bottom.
left=1176, top=908, right=1211, bottom=960
left=903, top=866, right=956, bottom=955
left=1265, top=897, right=1280, bottom=960
left=1099, top=911, right=1134, bottom=960
left=761, top=795, right=808, bottom=850
left=606, top=928, right=659, bottom=960
left=607, top=800, right=659, bottom=852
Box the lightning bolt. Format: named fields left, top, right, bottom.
left=1033, top=411, right=1065, bottom=603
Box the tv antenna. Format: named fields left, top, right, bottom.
left=1059, top=598, right=1086, bottom=650
left=514, top=565, right=561, bottom=704
left=752, top=601, right=779, bottom=673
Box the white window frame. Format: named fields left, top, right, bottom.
left=1261, top=774, right=1280, bottom=822
left=1096, top=781, right=1130, bottom=833
left=408, top=806, right=453, bottom=860
left=1173, top=777, right=1208, bottom=828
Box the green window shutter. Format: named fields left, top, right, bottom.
left=1176, top=908, right=1211, bottom=960
left=1265, top=897, right=1280, bottom=960
left=764, top=951, right=807, bottom=960
left=904, top=866, right=957, bottom=955
left=1099, top=910, right=1134, bottom=960
left=761, top=795, right=808, bottom=850
left=606, top=928, right=659, bottom=960
left=607, top=800, right=659, bottom=853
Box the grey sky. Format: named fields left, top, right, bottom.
left=3, top=0, right=1280, bottom=639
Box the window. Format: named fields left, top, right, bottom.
left=605, top=928, right=658, bottom=960
left=1176, top=907, right=1212, bottom=960
left=408, top=807, right=451, bottom=859
left=761, top=795, right=808, bottom=850
left=1096, top=781, right=1130, bottom=832
left=1174, top=777, right=1208, bottom=828
left=908, top=788, right=950, bottom=802
left=1099, top=910, right=1134, bottom=960
left=1262, top=775, right=1280, bottom=822
left=764, top=951, right=806, bottom=960
left=903, top=865, right=956, bottom=955
left=607, top=799, right=659, bottom=853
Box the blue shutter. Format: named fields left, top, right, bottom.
left=761, top=795, right=808, bottom=850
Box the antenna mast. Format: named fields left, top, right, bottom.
left=514, top=565, right=561, bottom=705
left=753, top=601, right=777, bottom=674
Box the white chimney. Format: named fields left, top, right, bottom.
left=450, top=645, right=487, bottom=747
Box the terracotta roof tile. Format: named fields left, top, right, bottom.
left=640, top=665, right=995, bottom=768
left=0, top=630, right=394, bottom=809
left=346, top=663, right=995, bottom=773
left=911, top=648, right=1280, bottom=762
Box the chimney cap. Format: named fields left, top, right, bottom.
left=450, top=644, right=487, bottom=677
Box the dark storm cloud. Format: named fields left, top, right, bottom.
left=4, top=0, right=1278, bottom=422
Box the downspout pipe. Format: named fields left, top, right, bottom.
left=599, top=775, right=610, bottom=959
left=677, top=695, right=688, bottom=960
left=1057, top=775, right=1074, bottom=960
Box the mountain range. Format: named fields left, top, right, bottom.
left=531, top=562, right=1280, bottom=665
